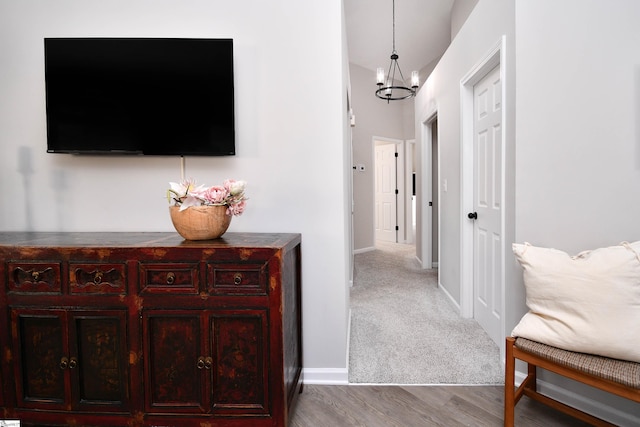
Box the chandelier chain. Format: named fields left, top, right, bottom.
left=392, top=0, right=396, bottom=53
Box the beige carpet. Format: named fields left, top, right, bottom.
left=349, top=241, right=503, bottom=384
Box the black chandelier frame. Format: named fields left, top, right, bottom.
left=375, top=0, right=418, bottom=102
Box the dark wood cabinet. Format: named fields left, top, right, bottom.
left=11, top=308, right=129, bottom=412
left=143, top=309, right=270, bottom=415
left=0, top=232, right=302, bottom=427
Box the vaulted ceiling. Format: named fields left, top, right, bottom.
left=344, top=0, right=455, bottom=75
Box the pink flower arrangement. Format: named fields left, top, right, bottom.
left=167, top=178, right=247, bottom=216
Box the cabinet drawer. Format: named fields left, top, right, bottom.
left=70, top=263, right=126, bottom=294
left=7, top=262, right=62, bottom=293
left=139, top=262, right=200, bottom=294
left=208, top=263, right=268, bottom=295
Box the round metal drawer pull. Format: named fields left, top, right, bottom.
left=233, top=273, right=242, bottom=285
left=93, top=272, right=103, bottom=284
left=166, top=272, right=176, bottom=285
left=197, top=357, right=205, bottom=369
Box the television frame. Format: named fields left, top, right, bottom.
left=44, top=37, right=235, bottom=156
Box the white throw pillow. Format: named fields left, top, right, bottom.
left=511, top=241, right=640, bottom=363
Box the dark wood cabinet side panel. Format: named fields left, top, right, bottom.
left=283, top=244, right=303, bottom=407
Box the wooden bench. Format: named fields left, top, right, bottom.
left=504, top=336, right=640, bottom=426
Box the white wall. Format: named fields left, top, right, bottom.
left=0, top=0, right=350, bottom=382
left=417, top=0, right=640, bottom=423
left=515, top=0, right=640, bottom=250
left=415, top=0, right=516, bottom=306
left=515, top=0, right=640, bottom=422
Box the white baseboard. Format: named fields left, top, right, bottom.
left=437, top=280, right=461, bottom=313
left=514, top=371, right=640, bottom=426
left=303, top=368, right=349, bottom=385
left=346, top=308, right=352, bottom=369
left=353, top=246, right=375, bottom=255
left=302, top=310, right=351, bottom=385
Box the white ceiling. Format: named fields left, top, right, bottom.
left=344, top=0, right=455, bottom=75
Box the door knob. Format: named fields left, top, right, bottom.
left=467, top=212, right=478, bottom=220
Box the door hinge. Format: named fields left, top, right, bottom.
left=395, top=226, right=399, bottom=231
left=395, top=152, right=398, bottom=157
left=395, top=189, right=398, bottom=195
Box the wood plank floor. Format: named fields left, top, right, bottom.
left=289, top=385, right=592, bottom=427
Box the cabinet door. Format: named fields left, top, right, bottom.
left=11, top=309, right=68, bottom=410
left=68, top=310, right=129, bottom=412
left=143, top=310, right=207, bottom=413
left=11, top=308, right=130, bottom=412
left=211, top=310, right=269, bottom=415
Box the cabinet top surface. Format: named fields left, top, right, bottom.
left=0, top=232, right=300, bottom=249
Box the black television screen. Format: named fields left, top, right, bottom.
left=44, top=38, right=235, bottom=155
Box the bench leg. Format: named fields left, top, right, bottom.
left=527, top=361, right=537, bottom=392
left=504, top=337, right=516, bottom=427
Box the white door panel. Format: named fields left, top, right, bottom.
left=472, top=65, right=502, bottom=346
left=375, top=143, right=397, bottom=242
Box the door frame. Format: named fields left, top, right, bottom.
left=405, top=139, right=416, bottom=245
left=460, top=36, right=506, bottom=330
left=420, top=113, right=438, bottom=269
left=372, top=136, right=406, bottom=243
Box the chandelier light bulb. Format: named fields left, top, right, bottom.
left=411, top=71, right=419, bottom=89
left=377, top=67, right=385, bottom=85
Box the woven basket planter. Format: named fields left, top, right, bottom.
left=169, top=205, right=232, bottom=240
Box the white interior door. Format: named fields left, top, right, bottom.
left=472, top=64, right=503, bottom=346
left=375, top=143, right=397, bottom=242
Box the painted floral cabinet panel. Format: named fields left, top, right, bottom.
left=11, top=309, right=66, bottom=409
left=143, top=309, right=269, bottom=415
left=212, top=310, right=268, bottom=414
left=10, top=308, right=129, bottom=412
left=70, top=310, right=129, bottom=408
left=143, top=310, right=206, bottom=413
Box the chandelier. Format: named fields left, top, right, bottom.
left=375, top=0, right=419, bottom=102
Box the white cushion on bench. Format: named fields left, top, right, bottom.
left=512, top=241, right=640, bottom=363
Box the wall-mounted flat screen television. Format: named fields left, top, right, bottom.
left=44, top=38, right=235, bottom=155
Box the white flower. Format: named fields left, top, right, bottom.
left=177, top=194, right=203, bottom=211
left=225, top=179, right=246, bottom=197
